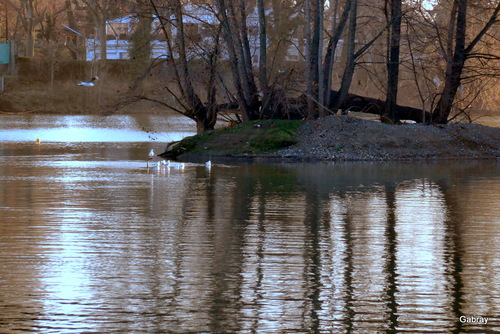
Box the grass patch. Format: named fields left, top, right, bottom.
left=170, top=119, right=302, bottom=158
left=249, top=120, right=301, bottom=152
left=169, top=133, right=210, bottom=156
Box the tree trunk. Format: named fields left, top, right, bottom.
left=98, top=14, right=107, bottom=60
left=237, top=0, right=257, bottom=94
left=205, top=27, right=222, bottom=132
left=236, top=0, right=260, bottom=120
left=384, top=0, right=402, bottom=123
left=431, top=0, right=500, bottom=124
left=64, top=0, right=79, bottom=59
left=172, top=0, right=209, bottom=133
left=129, top=13, right=153, bottom=76
left=317, top=0, right=326, bottom=116
left=304, top=0, right=324, bottom=118
left=431, top=0, right=467, bottom=124
left=322, top=0, right=350, bottom=115
left=330, top=0, right=357, bottom=114
left=215, top=0, right=259, bottom=121
left=305, top=0, right=314, bottom=118
left=25, top=25, right=35, bottom=58
left=24, top=0, right=36, bottom=57
left=257, top=0, right=268, bottom=97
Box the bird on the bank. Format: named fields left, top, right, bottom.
left=77, top=76, right=99, bottom=87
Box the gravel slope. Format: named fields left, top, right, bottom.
left=274, top=115, right=500, bottom=161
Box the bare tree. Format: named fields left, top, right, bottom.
left=77, top=0, right=123, bottom=60
left=129, top=10, right=153, bottom=76
left=431, top=0, right=500, bottom=123
left=1, top=0, right=47, bottom=57
left=214, top=0, right=260, bottom=121
left=79, top=0, right=106, bottom=59
left=64, top=0, right=82, bottom=59
left=145, top=0, right=220, bottom=133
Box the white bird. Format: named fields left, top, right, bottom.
left=78, top=76, right=99, bottom=87
left=205, top=160, right=212, bottom=170
left=146, top=149, right=156, bottom=168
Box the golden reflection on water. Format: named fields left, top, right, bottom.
left=0, top=141, right=499, bottom=333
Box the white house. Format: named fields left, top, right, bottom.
left=86, top=15, right=170, bottom=61
left=85, top=5, right=321, bottom=66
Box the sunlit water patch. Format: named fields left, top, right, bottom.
left=0, top=114, right=196, bottom=143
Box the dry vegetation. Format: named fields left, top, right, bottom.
left=0, top=57, right=498, bottom=122
left=0, top=58, right=243, bottom=115
left=0, top=59, right=161, bottom=114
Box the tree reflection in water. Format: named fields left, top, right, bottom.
left=0, top=151, right=499, bottom=333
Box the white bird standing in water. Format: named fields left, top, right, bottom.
left=78, top=76, right=99, bottom=87
left=205, top=160, right=212, bottom=170
left=147, top=149, right=155, bottom=168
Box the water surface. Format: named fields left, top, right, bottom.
left=0, top=113, right=195, bottom=142
left=0, top=115, right=499, bottom=333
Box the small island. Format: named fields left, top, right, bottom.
left=162, top=116, right=500, bottom=162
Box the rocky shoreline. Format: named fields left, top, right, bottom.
left=273, top=115, right=500, bottom=161
left=173, top=116, right=500, bottom=162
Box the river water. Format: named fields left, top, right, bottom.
left=0, top=114, right=499, bottom=333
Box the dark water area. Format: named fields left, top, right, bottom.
left=0, top=115, right=499, bottom=333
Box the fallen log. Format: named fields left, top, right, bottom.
left=260, top=90, right=431, bottom=123
left=332, top=91, right=431, bottom=123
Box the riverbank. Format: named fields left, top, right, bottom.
left=167, top=116, right=500, bottom=162
left=0, top=59, right=167, bottom=114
